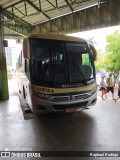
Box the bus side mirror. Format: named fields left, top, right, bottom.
left=89, top=44, right=97, bottom=61
left=23, top=38, right=30, bottom=59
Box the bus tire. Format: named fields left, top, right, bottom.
left=23, top=86, right=26, bottom=99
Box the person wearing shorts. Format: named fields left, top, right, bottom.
left=100, top=77, right=107, bottom=100
left=106, top=73, right=115, bottom=100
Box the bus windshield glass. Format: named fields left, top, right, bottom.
left=29, top=38, right=95, bottom=86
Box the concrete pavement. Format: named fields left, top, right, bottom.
left=0, top=79, right=120, bottom=160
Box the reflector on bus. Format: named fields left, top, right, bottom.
left=23, top=38, right=30, bottom=59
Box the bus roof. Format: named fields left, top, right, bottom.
left=27, top=33, right=87, bottom=43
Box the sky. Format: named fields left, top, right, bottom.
left=68, top=25, right=120, bottom=50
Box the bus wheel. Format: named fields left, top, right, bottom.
left=23, top=86, right=26, bottom=99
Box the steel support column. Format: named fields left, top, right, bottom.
left=0, top=24, right=9, bottom=100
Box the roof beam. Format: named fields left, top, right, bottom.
left=46, top=0, right=56, bottom=8
left=39, top=0, right=41, bottom=10
left=55, top=0, right=58, bottom=8
left=4, top=9, right=30, bottom=26
left=14, top=6, right=25, bottom=16
left=4, top=0, right=50, bottom=20
left=4, top=0, right=24, bottom=9
left=64, top=0, right=73, bottom=12
left=0, top=6, right=31, bottom=35
left=26, top=0, right=50, bottom=19
left=26, top=0, right=40, bottom=12
left=24, top=1, right=27, bottom=16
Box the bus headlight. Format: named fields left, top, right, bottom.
left=89, top=88, right=96, bottom=95
left=33, top=92, right=51, bottom=99
left=40, top=94, right=51, bottom=99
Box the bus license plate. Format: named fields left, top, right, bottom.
left=65, top=108, right=76, bottom=113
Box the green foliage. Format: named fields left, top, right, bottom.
left=87, top=31, right=120, bottom=72
left=86, top=37, right=107, bottom=71
left=105, top=30, right=120, bottom=72
left=95, top=49, right=106, bottom=71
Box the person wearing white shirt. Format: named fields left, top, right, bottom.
left=100, top=77, right=107, bottom=100
left=106, top=73, right=115, bottom=100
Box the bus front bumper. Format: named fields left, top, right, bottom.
left=31, top=92, right=97, bottom=114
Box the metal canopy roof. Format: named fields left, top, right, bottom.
left=0, top=0, right=111, bottom=37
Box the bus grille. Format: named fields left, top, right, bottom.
left=50, top=93, right=91, bottom=102
left=50, top=96, right=68, bottom=102
left=52, top=101, right=88, bottom=111
left=75, top=94, right=91, bottom=100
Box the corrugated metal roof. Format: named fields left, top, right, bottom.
left=0, top=0, right=98, bottom=26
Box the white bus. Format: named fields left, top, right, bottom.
left=18, top=33, right=97, bottom=114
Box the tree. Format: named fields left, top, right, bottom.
left=86, top=37, right=107, bottom=71
left=95, top=49, right=106, bottom=71
left=105, top=30, right=120, bottom=72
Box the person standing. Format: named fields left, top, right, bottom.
left=106, top=73, right=115, bottom=100
left=115, top=82, right=120, bottom=102
left=100, top=77, right=107, bottom=100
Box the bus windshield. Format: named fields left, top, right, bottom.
left=29, top=38, right=95, bottom=86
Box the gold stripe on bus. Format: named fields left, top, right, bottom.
left=31, top=83, right=96, bottom=94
